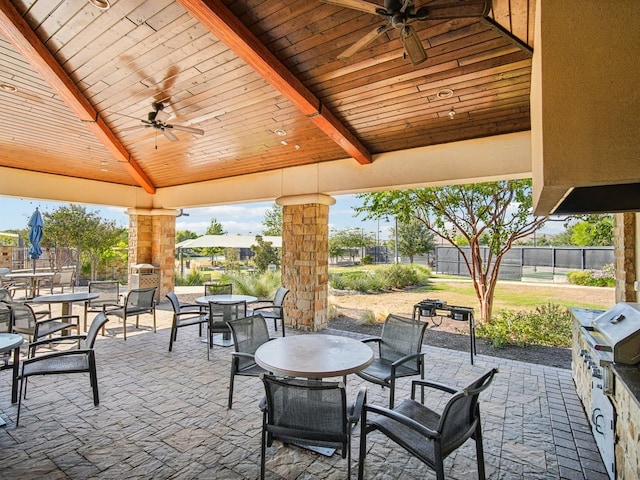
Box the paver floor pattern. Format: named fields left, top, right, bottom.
left=0, top=292, right=609, bottom=479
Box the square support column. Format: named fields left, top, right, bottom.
left=127, top=209, right=178, bottom=300
left=278, top=194, right=335, bottom=332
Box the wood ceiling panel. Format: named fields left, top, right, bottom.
left=1, top=0, right=535, bottom=193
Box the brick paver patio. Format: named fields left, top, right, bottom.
left=0, top=289, right=609, bottom=479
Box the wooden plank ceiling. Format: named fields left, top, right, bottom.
left=0, top=0, right=534, bottom=193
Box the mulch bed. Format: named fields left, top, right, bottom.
left=327, top=316, right=572, bottom=370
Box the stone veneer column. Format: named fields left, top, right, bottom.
left=277, top=194, right=335, bottom=332
left=614, top=213, right=637, bottom=303
left=126, top=209, right=178, bottom=300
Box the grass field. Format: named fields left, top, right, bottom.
left=329, top=275, right=615, bottom=323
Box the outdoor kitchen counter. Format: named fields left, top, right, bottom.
left=612, top=364, right=640, bottom=408
left=572, top=307, right=640, bottom=406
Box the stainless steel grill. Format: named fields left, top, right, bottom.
left=581, top=302, right=640, bottom=366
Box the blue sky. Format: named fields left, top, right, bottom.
left=0, top=193, right=564, bottom=240
left=0, top=194, right=392, bottom=239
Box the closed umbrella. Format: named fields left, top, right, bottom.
left=28, top=207, right=44, bottom=273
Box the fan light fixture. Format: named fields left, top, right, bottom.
left=88, top=0, right=111, bottom=10
left=448, top=107, right=456, bottom=119
left=274, top=129, right=287, bottom=136
left=436, top=88, right=454, bottom=99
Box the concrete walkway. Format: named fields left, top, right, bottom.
left=0, top=288, right=609, bottom=479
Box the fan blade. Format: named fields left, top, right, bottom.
left=416, top=0, right=491, bottom=20
left=162, top=128, right=179, bottom=141
left=321, top=0, right=381, bottom=15
left=338, top=24, right=393, bottom=59
left=400, top=25, right=427, bottom=65
left=170, top=124, right=205, bottom=136
left=155, top=109, right=171, bottom=123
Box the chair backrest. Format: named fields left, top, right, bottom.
left=438, top=368, right=498, bottom=453
left=165, top=291, right=180, bottom=313
left=261, top=375, right=348, bottom=447
left=273, top=286, right=289, bottom=308
left=0, top=302, right=12, bottom=333
left=204, top=282, right=233, bottom=296
left=8, top=302, right=36, bottom=335
left=379, top=314, right=428, bottom=364
left=0, top=288, right=12, bottom=303
left=126, top=287, right=156, bottom=309
left=86, top=312, right=110, bottom=348
left=227, top=314, right=270, bottom=369
left=208, top=300, right=246, bottom=325
left=88, top=280, right=120, bottom=307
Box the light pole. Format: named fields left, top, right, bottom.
left=394, top=217, right=399, bottom=263
left=376, top=218, right=380, bottom=264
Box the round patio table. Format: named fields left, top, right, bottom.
left=255, top=334, right=373, bottom=379
left=0, top=333, right=24, bottom=420
left=195, top=294, right=258, bottom=346
left=4, top=271, right=55, bottom=299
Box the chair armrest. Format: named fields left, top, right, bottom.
left=251, top=304, right=280, bottom=313
left=28, top=333, right=88, bottom=350
left=348, top=387, right=368, bottom=424
left=174, top=310, right=204, bottom=318
left=361, top=337, right=381, bottom=344
left=22, top=349, right=92, bottom=368
left=259, top=396, right=267, bottom=411
left=231, top=352, right=255, bottom=361
left=178, top=303, right=201, bottom=311
left=363, top=403, right=440, bottom=439
left=410, top=379, right=458, bottom=399
left=36, top=314, right=79, bottom=326
left=390, top=351, right=425, bottom=369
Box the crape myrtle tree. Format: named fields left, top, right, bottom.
left=356, top=180, right=547, bottom=323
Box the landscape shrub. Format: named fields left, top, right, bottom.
left=221, top=270, right=281, bottom=299
left=329, top=264, right=430, bottom=292
left=476, top=303, right=572, bottom=348
left=175, top=268, right=207, bottom=286
left=567, top=264, right=615, bottom=287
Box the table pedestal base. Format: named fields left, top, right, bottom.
left=201, top=334, right=234, bottom=347
left=291, top=442, right=336, bottom=457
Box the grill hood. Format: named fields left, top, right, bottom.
left=585, top=302, right=640, bottom=365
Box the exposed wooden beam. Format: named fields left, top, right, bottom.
left=0, top=0, right=156, bottom=194
left=178, top=0, right=372, bottom=165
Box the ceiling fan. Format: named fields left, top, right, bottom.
left=323, top=0, right=491, bottom=65
left=133, top=102, right=204, bottom=141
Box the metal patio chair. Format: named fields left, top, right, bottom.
left=248, top=286, right=289, bottom=336
left=16, top=312, right=110, bottom=426
left=226, top=314, right=271, bottom=409
left=7, top=301, right=79, bottom=346
left=260, top=374, right=366, bottom=479
left=355, top=313, right=428, bottom=408
left=84, top=280, right=120, bottom=331
left=166, top=291, right=207, bottom=352
left=105, top=287, right=156, bottom=340
left=357, top=368, right=498, bottom=480
left=206, top=298, right=246, bottom=360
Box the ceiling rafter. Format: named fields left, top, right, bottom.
left=0, top=0, right=156, bottom=194
left=177, top=0, right=372, bottom=165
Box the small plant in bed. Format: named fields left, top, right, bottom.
left=329, top=264, right=430, bottom=292
left=476, top=303, right=572, bottom=348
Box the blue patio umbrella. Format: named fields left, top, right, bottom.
left=28, top=207, right=44, bottom=273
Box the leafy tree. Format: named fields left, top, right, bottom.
left=356, top=180, right=547, bottom=323
left=176, top=230, right=198, bottom=244
left=42, top=205, right=124, bottom=281
left=202, top=218, right=226, bottom=264
left=394, top=219, right=435, bottom=263
left=330, top=228, right=374, bottom=263
left=251, top=235, right=280, bottom=272
left=550, top=215, right=613, bottom=246
left=569, top=215, right=613, bottom=246
left=262, top=204, right=282, bottom=236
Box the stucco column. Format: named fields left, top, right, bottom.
left=614, top=213, right=637, bottom=303
left=277, top=194, right=335, bottom=332
left=126, top=208, right=178, bottom=300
